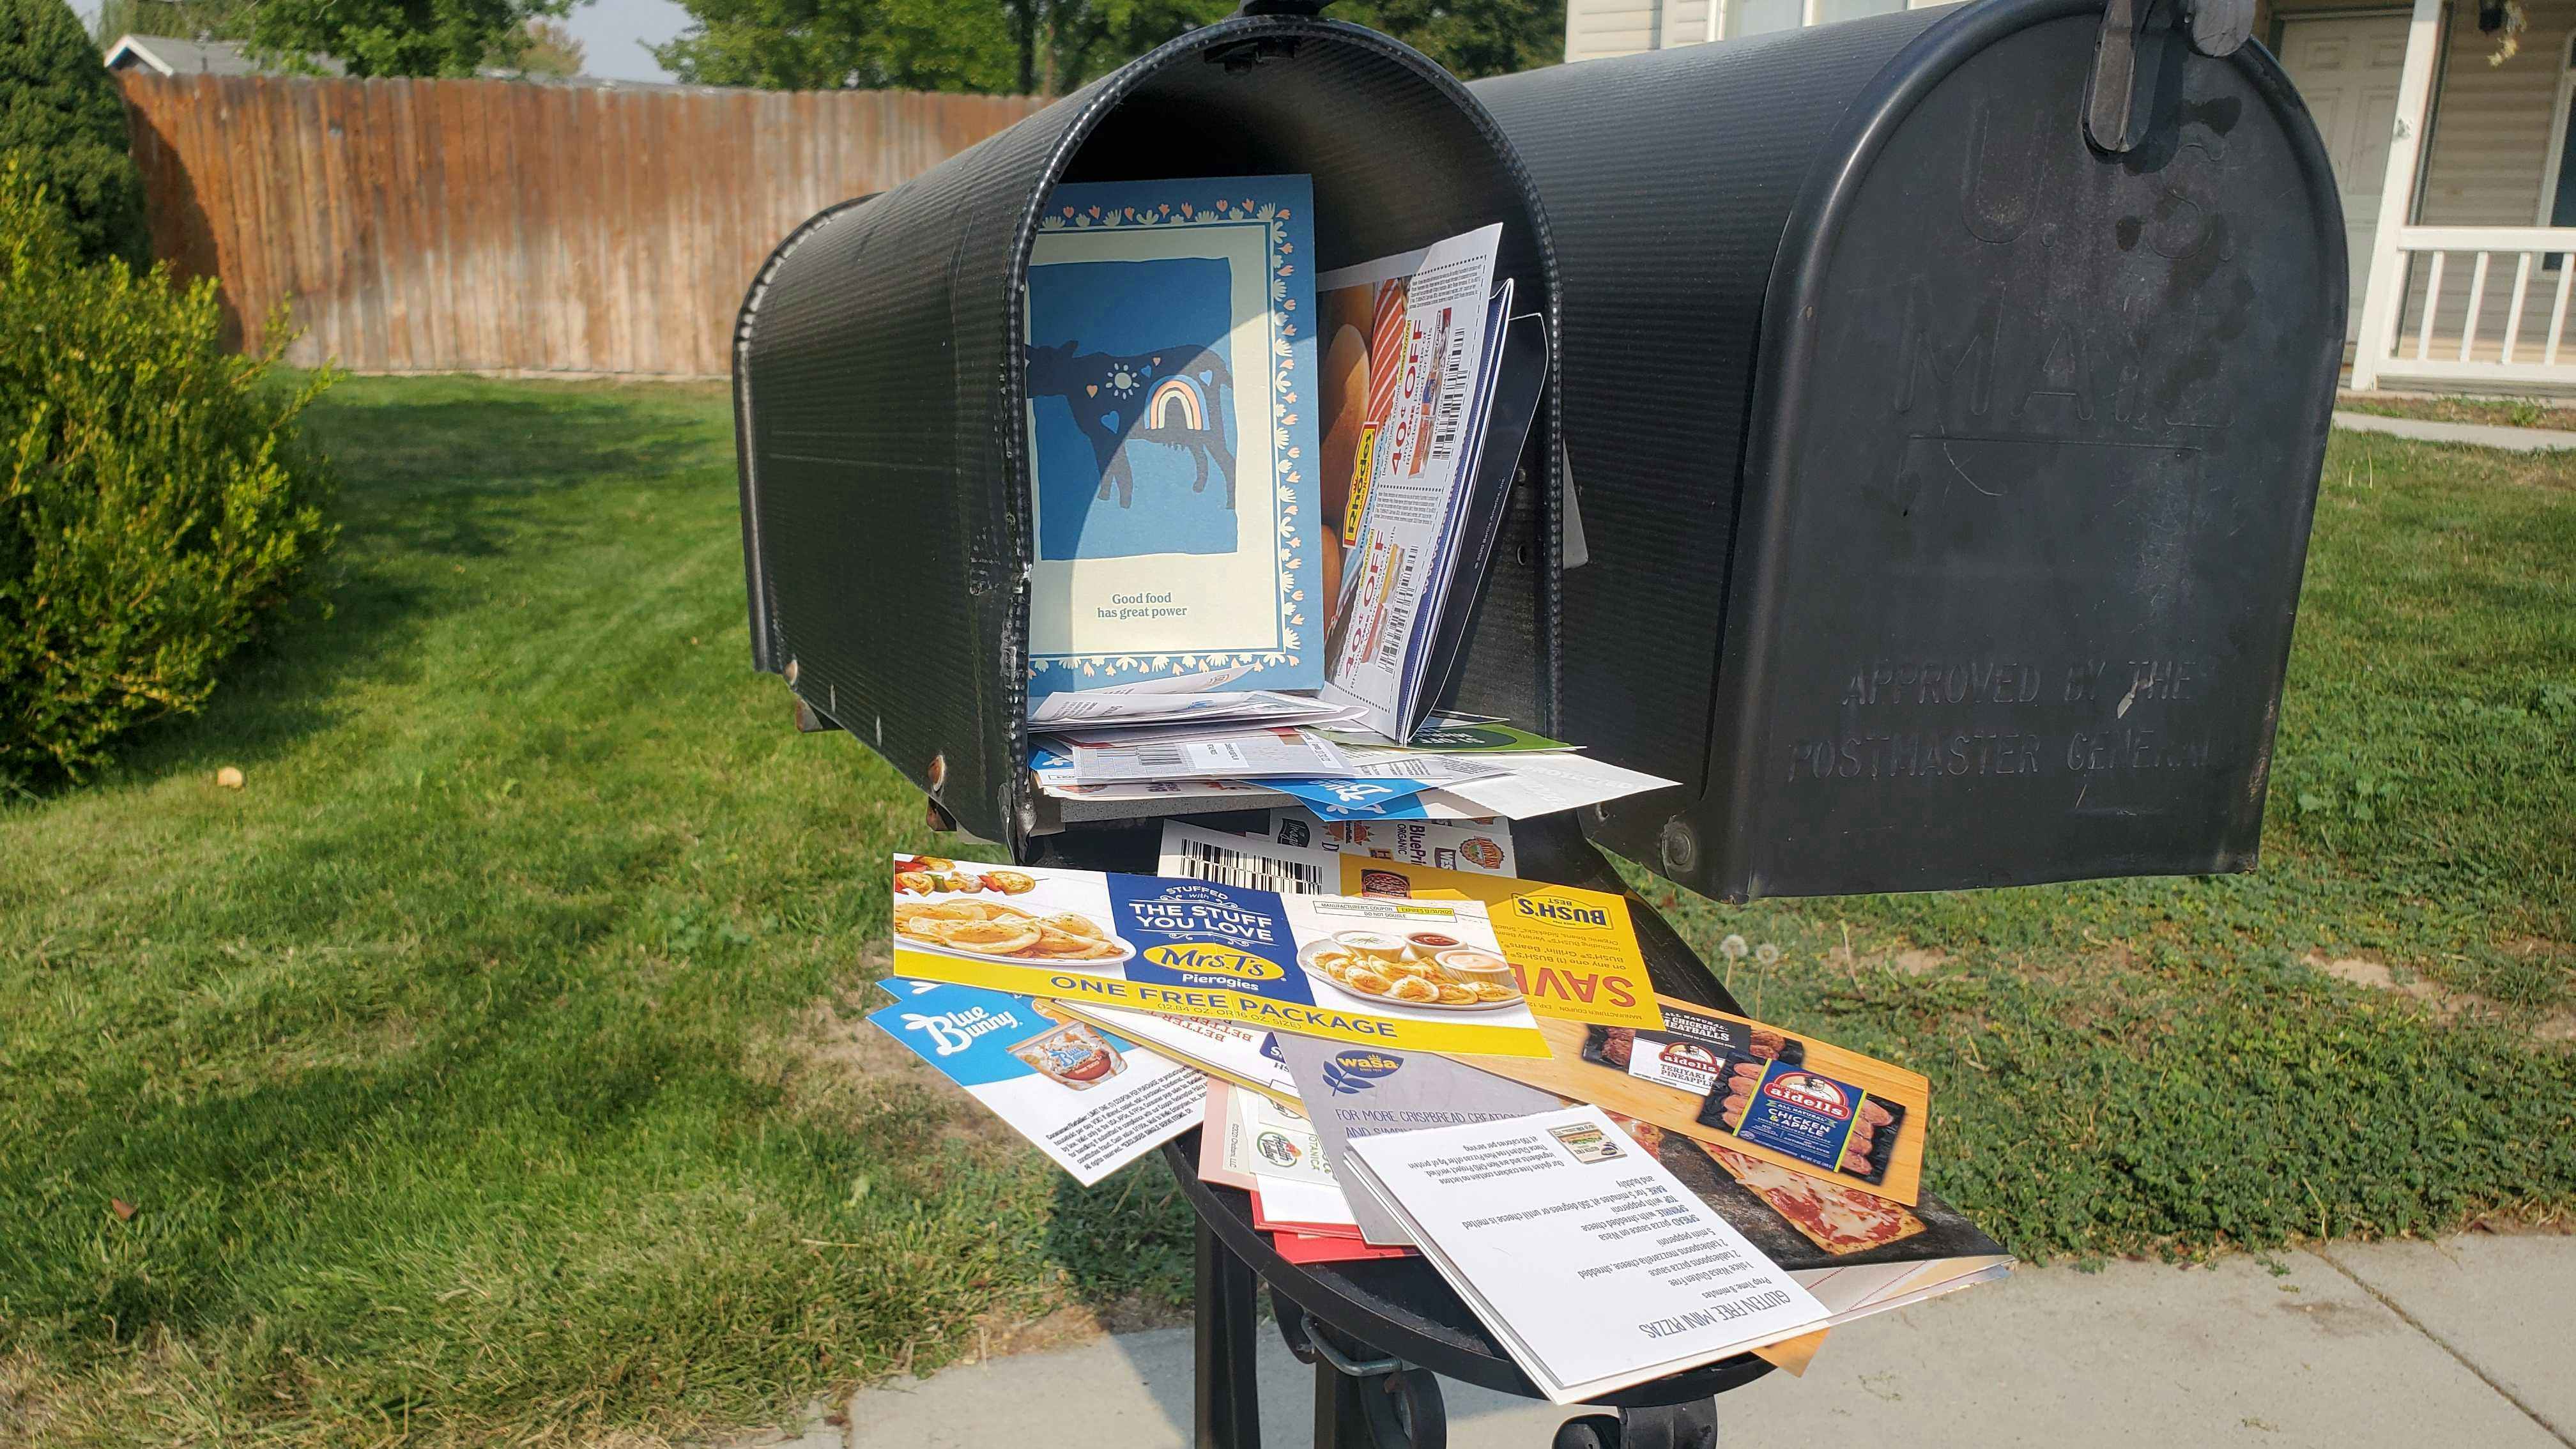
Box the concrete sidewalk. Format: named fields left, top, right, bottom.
left=2332, top=409, right=2576, bottom=452
left=767, top=1232, right=2574, bottom=1449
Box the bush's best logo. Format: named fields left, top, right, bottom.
left=1320, top=1048, right=1402, bottom=1096
left=1512, top=893, right=1611, bottom=929
left=1143, top=941, right=1282, bottom=981
left=1765, top=1070, right=1853, bottom=1119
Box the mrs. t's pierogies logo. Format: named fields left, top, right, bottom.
left=1142, top=942, right=1282, bottom=981
left=1319, top=1048, right=1404, bottom=1096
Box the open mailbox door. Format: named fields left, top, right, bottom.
left=1473, top=0, right=2342, bottom=901
left=733, top=10, right=1564, bottom=858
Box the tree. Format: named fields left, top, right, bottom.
left=231, top=0, right=580, bottom=77
left=653, top=0, right=1560, bottom=95
left=1333, top=0, right=1564, bottom=79
left=1, top=0, right=150, bottom=270
left=653, top=0, right=1016, bottom=91
left=1, top=157, right=336, bottom=789
left=514, top=16, right=585, bottom=75
left=91, top=0, right=247, bottom=46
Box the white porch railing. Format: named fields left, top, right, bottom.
left=2352, top=225, right=2576, bottom=389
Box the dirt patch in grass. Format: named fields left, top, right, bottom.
left=1814, top=932, right=1949, bottom=985
left=0, top=1349, right=62, bottom=1446
left=970, top=1294, right=1190, bottom=1363
left=2305, top=951, right=2576, bottom=1044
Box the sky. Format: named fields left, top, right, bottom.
left=557, top=0, right=690, bottom=82
left=80, top=0, right=693, bottom=82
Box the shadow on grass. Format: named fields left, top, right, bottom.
left=36, top=384, right=736, bottom=794
left=1041, top=1156, right=1200, bottom=1326
left=20, top=954, right=713, bottom=1340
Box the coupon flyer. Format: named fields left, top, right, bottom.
left=1154, top=825, right=1662, bottom=1030
left=866, top=979, right=1205, bottom=1186
left=889, top=856, right=1550, bottom=1057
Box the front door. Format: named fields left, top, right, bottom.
left=2280, top=13, right=2412, bottom=335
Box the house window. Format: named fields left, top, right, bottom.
left=1815, top=0, right=1908, bottom=21
left=2547, top=32, right=2576, bottom=229
left=1732, top=0, right=1804, bottom=36
left=1713, top=0, right=1910, bottom=40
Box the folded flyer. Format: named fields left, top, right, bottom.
left=867, top=979, right=1204, bottom=1186
left=1157, top=824, right=1662, bottom=1030
left=889, top=857, right=1549, bottom=1057
left=1464, top=994, right=1933, bottom=1205
left=1029, top=689, right=1353, bottom=730
left=1268, top=808, right=1518, bottom=876
left=1050, top=999, right=1302, bottom=1107
left=1275, top=1036, right=1565, bottom=1245
left=1054, top=725, right=1351, bottom=783
left=1435, top=751, right=1680, bottom=820
left=1340, top=1104, right=1828, bottom=1404
left=1321, top=225, right=1509, bottom=740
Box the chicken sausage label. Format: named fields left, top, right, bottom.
left=1708, top=1061, right=1899, bottom=1186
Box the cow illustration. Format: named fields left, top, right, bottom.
left=1027, top=340, right=1237, bottom=510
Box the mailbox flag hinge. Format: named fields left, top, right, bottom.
left=1210, top=0, right=1327, bottom=71
left=2085, top=0, right=2255, bottom=153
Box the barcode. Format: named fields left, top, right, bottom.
left=1128, top=746, right=1188, bottom=772
left=1178, top=838, right=1327, bottom=895
left=1429, top=312, right=1471, bottom=461
left=1372, top=546, right=1422, bottom=670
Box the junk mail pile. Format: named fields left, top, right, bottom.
left=870, top=172, right=2011, bottom=1403
left=1018, top=174, right=1666, bottom=826
left=872, top=827, right=2011, bottom=1404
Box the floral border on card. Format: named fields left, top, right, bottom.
left=1027, top=192, right=1310, bottom=694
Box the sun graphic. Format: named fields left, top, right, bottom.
left=1103, top=363, right=1143, bottom=401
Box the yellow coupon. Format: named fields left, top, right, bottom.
left=1331, top=857, right=1664, bottom=1029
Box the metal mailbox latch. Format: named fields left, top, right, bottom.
left=2085, top=0, right=2257, bottom=153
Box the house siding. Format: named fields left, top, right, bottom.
left=2265, top=0, right=2576, bottom=366
left=1563, top=0, right=1945, bottom=59
left=1568, top=0, right=1669, bottom=59
left=2413, top=0, right=2572, bottom=225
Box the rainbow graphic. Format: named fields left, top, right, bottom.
left=1147, top=374, right=1209, bottom=431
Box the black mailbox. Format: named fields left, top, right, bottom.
left=1471, top=0, right=2342, bottom=900
left=733, top=12, right=1563, bottom=854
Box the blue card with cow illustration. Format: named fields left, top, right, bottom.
left=1022, top=175, right=1322, bottom=700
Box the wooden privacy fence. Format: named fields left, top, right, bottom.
left=116, top=74, right=1046, bottom=376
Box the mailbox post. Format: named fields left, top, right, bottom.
left=733, top=0, right=2334, bottom=1443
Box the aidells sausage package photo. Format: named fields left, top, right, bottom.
left=1463, top=995, right=1932, bottom=1206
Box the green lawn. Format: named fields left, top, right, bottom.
left=2, top=378, right=2571, bottom=1446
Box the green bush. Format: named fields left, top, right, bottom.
left=1, top=0, right=150, bottom=268
left=1, top=157, right=334, bottom=790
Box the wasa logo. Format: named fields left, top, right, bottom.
left=1321, top=1048, right=1402, bottom=1096
left=1143, top=942, right=1282, bottom=981
left=1513, top=893, right=1612, bottom=929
